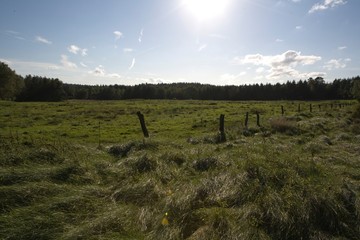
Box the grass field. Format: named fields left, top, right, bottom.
left=0, top=100, right=359, bottom=239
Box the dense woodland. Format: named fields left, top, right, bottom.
left=1, top=61, right=360, bottom=101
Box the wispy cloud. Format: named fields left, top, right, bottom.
left=35, top=36, right=52, bottom=45
left=324, top=58, right=351, bottom=70
left=275, top=38, right=284, bottom=43
left=114, top=31, right=123, bottom=41
left=129, top=58, right=136, bottom=70
left=295, top=25, right=303, bottom=30
left=80, top=62, right=88, bottom=68
left=68, top=45, right=88, bottom=56
left=5, top=30, right=26, bottom=40
left=123, top=48, right=134, bottom=53
left=138, top=29, right=144, bottom=43
left=338, top=46, right=347, bottom=50
left=233, top=50, right=324, bottom=80
left=198, top=44, right=207, bottom=52
left=60, top=55, right=77, bottom=69
left=309, top=0, right=347, bottom=14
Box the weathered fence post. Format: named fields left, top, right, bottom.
left=219, top=114, right=226, bottom=142
left=298, top=104, right=301, bottom=113
left=256, top=112, right=260, bottom=127
left=310, top=104, right=312, bottom=113
left=98, top=121, right=101, bottom=148
left=281, top=105, right=285, bottom=116
left=318, top=104, right=321, bottom=111
left=244, top=112, right=249, bottom=129
left=136, top=111, right=149, bottom=138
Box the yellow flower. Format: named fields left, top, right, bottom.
left=161, top=212, right=169, bottom=226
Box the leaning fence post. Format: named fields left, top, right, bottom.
left=244, top=112, right=249, bottom=129
left=281, top=105, right=285, bottom=116
left=219, top=114, right=226, bottom=142
left=256, top=112, right=260, bottom=127
left=136, top=111, right=149, bottom=138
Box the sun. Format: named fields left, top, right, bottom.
left=182, top=0, right=231, bottom=21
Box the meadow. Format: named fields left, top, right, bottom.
left=0, top=100, right=359, bottom=239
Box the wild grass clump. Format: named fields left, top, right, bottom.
left=193, top=157, right=218, bottom=171
left=269, top=117, right=298, bottom=135
left=127, top=154, right=157, bottom=173
left=108, top=142, right=136, bottom=157
left=111, top=180, right=161, bottom=206
left=352, top=104, right=360, bottom=119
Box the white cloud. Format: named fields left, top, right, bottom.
left=256, top=67, right=265, bottom=73
left=81, top=49, right=88, bottom=56
left=198, top=44, right=207, bottom=52
left=92, top=65, right=106, bottom=76
left=80, top=62, right=88, bottom=68
left=324, top=58, right=351, bottom=70
left=129, top=58, right=136, bottom=70
left=233, top=50, right=323, bottom=80
left=296, top=25, right=302, bottom=30
left=0, top=58, right=12, bottom=65
left=123, top=48, right=134, bottom=53
left=114, top=31, right=123, bottom=40
left=89, top=65, right=121, bottom=78
left=138, top=29, right=144, bottom=43
left=275, top=38, right=284, bottom=42
left=68, top=45, right=88, bottom=56
left=309, top=0, right=347, bottom=14
left=60, top=55, right=77, bottom=69
left=68, top=45, right=80, bottom=54
left=338, top=46, right=347, bottom=50
left=291, top=0, right=301, bottom=2
left=35, top=36, right=52, bottom=45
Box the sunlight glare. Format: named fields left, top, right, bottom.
left=182, top=0, right=231, bottom=21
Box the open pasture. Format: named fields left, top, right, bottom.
left=0, top=100, right=359, bottom=239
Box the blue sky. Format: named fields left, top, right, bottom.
left=1, top=0, right=359, bottom=85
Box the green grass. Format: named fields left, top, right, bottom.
left=0, top=100, right=359, bottom=239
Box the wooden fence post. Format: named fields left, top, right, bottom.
left=244, top=112, right=249, bottom=129
left=256, top=112, right=260, bottom=127
left=298, top=104, right=301, bottom=113
left=318, top=104, right=321, bottom=111
left=310, top=104, right=312, bottom=113
left=98, top=121, right=101, bottom=148
left=136, top=111, right=149, bottom=138
left=219, top=114, right=226, bottom=142
left=281, top=105, right=284, bottom=116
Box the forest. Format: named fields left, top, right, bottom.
left=1, top=61, right=360, bottom=101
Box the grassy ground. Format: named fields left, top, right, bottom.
left=0, top=100, right=359, bottom=239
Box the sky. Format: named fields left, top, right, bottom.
left=0, top=0, right=359, bottom=86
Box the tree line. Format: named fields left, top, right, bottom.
left=1, top=61, right=360, bottom=102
